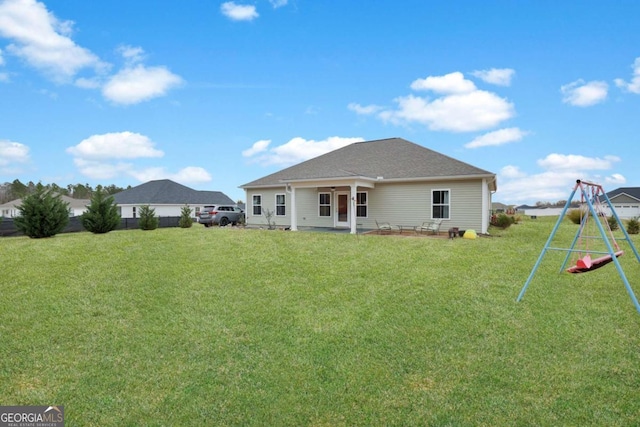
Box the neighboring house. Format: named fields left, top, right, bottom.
left=0, top=195, right=90, bottom=218
left=515, top=205, right=565, bottom=217
left=240, top=137, right=497, bottom=234
left=492, top=202, right=516, bottom=214
left=112, top=179, right=235, bottom=218
left=600, top=187, right=640, bottom=219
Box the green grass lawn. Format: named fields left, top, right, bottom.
left=1, top=218, right=640, bottom=426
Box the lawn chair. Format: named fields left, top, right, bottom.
left=375, top=220, right=400, bottom=234
left=415, top=219, right=443, bottom=235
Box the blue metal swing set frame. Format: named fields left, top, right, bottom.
left=517, top=179, right=640, bottom=314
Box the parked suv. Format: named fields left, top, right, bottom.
left=198, top=205, right=244, bottom=227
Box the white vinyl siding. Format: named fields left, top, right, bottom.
left=244, top=180, right=488, bottom=232
left=245, top=188, right=291, bottom=227
left=361, top=181, right=484, bottom=232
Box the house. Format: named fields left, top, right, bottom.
left=240, top=137, right=497, bottom=234
left=600, top=187, right=640, bottom=219
left=112, top=179, right=235, bottom=218
left=515, top=205, right=565, bottom=217
left=0, top=195, right=90, bottom=218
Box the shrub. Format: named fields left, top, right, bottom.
left=14, top=187, right=69, bottom=238
left=138, top=205, right=159, bottom=230
left=627, top=217, right=640, bottom=235
left=178, top=205, right=193, bottom=228
left=81, top=187, right=120, bottom=234
left=491, top=213, right=512, bottom=229
left=566, top=208, right=584, bottom=225
left=607, top=215, right=619, bottom=231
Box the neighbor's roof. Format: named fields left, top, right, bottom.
left=0, top=194, right=89, bottom=210
left=605, top=187, right=640, bottom=202
left=241, top=137, right=496, bottom=189
left=112, top=179, right=234, bottom=205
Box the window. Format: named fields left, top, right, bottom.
left=356, top=192, right=367, bottom=218
left=432, top=190, right=450, bottom=219
left=132, top=206, right=137, bottom=218
left=252, top=194, right=262, bottom=215
left=275, top=194, right=286, bottom=216
left=319, top=193, right=331, bottom=217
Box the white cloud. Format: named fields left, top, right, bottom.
left=379, top=91, right=514, bottom=132
left=359, top=71, right=515, bottom=132
left=0, top=72, right=8, bottom=82
left=0, top=0, right=105, bottom=81
left=410, top=72, right=476, bottom=94
left=221, top=2, right=259, bottom=21
left=242, top=139, right=271, bottom=157
left=347, top=102, right=383, bottom=115
left=74, top=76, right=101, bottom=89
left=244, top=136, right=365, bottom=166
left=0, top=47, right=4, bottom=65
left=500, top=165, right=526, bottom=179
left=495, top=153, right=624, bottom=204
left=537, top=153, right=620, bottom=171
left=269, top=0, right=288, bottom=8
left=67, top=132, right=211, bottom=184
left=471, top=68, right=515, bottom=86
left=605, top=173, right=626, bottom=185
left=66, top=131, right=164, bottom=160
left=614, top=57, right=640, bottom=94
left=71, top=158, right=133, bottom=180
left=465, top=127, right=528, bottom=148
left=0, top=139, right=30, bottom=166
left=102, top=64, right=183, bottom=105
left=117, top=45, right=145, bottom=64
left=561, top=79, right=608, bottom=107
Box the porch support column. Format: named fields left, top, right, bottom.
left=290, top=186, right=298, bottom=231
left=350, top=183, right=357, bottom=234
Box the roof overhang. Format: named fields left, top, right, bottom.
left=241, top=173, right=497, bottom=191
left=379, top=174, right=497, bottom=191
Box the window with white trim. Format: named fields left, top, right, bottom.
left=319, top=193, right=331, bottom=217
left=275, top=194, right=286, bottom=216
left=356, top=192, right=368, bottom=218
left=252, top=194, right=262, bottom=216
left=432, top=190, right=450, bottom=219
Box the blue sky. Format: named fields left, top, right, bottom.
left=1, top=0, right=639, bottom=205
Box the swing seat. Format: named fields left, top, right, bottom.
left=567, top=251, right=624, bottom=274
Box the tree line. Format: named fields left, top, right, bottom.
left=0, top=179, right=130, bottom=204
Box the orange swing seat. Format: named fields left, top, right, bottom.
left=567, top=250, right=624, bottom=274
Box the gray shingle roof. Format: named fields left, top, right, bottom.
left=606, top=187, right=640, bottom=202
left=241, top=137, right=495, bottom=188
left=112, top=179, right=234, bottom=205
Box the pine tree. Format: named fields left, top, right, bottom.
left=81, top=187, right=121, bottom=233
left=14, top=187, right=70, bottom=238
left=178, top=205, right=193, bottom=228
left=138, top=205, right=159, bottom=230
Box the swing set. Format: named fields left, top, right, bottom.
left=517, top=179, right=640, bottom=313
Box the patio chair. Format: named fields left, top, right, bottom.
left=375, top=220, right=400, bottom=234
left=415, top=219, right=443, bottom=235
